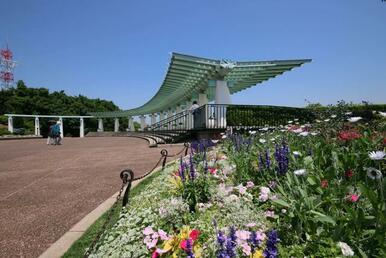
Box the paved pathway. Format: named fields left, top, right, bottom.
left=0, top=137, right=182, bottom=258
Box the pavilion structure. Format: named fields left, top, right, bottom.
left=91, top=53, right=311, bottom=131
left=4, top=53, right=311, bottom=137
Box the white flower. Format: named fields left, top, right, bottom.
left=337, top=242, right=354, bottom=256
left=294, top=118, right=299, bottom=121
left=368, top=151, right=386, bottom=160
left=331, top=114, right=337, bottom=118
left=379, top=111, right=386, bottom=117
left=311, top=132, right=319, bottom=136
left=347, top=117, right=362, bottom=122
left=294, top=169, right=307, bottom=176
left=288, top=120, right=293, bottom=124
left=212, top=139, right=219, bottom=143
left=324, top=119, right=330, bottom=122
left=366, top=167, right=382, bottom=180
left=221, top=135, right=227, bottom=139
left=315, top=119, right=321, bottom=123
left=259, top=139, right=266, bottom=144
left=299, top=131, right=309, bottom=136
left=249, top=130, right=257, bottom=135
left=270, top=138, right=276, bottom=141
left=345, top=111, right=353, bottom=115
left=293, top=151, right=301, bottom=156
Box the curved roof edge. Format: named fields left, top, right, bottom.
left=92, top=53, right=311, bottom=117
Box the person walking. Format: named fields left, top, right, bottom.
left=46, top=121, right=54, bottom=145
left=51, top=121, right=62, bottom=145
left=189, top=100, right=200, bottom=129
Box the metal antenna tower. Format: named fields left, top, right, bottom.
left=0, top=42, right=17, bottom=89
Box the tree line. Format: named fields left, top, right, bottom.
left=0, top=80, right=135, bottom=136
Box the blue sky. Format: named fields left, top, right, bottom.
left=1, top=0, right=385, bottom=110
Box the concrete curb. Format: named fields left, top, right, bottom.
left=38, top=160, right=176, bottom=258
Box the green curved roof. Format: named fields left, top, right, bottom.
left=93, top=53, right=311, bottom=117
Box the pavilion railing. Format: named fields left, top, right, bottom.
left=150, top=104, right=316, bottom=134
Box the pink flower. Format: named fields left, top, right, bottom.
left=144, top=236, right=158, bottom=249
left=255, top=231, right=266, bottom=241
left=270, top=195, right=278, bottom=201
left=321, top=179, right=328, bottom=188
left=264, top=210, right=275, bottom=218
left=180, top=238, right=193, bottom=251
left=240, top=242, right=252, bottom=255
left=190, top=229, right=200, bottom=241
left=235, top=230, right=251, bottom=241
left=209, top=167, right=218, bottom=175
left=348, top=194, right=359, bottom=202
left=158, top=229, right=169, bottom=241
left=246, top=181, right=255, bottom=188
left=237, top=184, right=247, bottom=195
left=151, top=251, right=159, bottom=258
left=245, top=223, right=256, bottom=228
left=143, top=226, right=154, bottom=236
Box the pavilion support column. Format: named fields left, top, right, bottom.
left=80, top=118, right=85, bottom=138
left=168, top=109, right=174, bottom=118
left=7, top=116, right=13, bottom=133
left=114, top=118, right=119, bottom=132
left=198, top=92, right=208, bottom=106
left=59, top=117, right=64, bottom=138
left=128, top=116, right=134, bottom=132
left=150, top=113, right=156, bottom=125
left=185, top=100, right=193, bottom=130
left=215, top=80, right=231, bottom=104
left=214, top=80, right=231, bottom=128
left=140, top=115, right=146, bottom=131
left=159, top=112, right=165, bottom=121
left=97, top=118, right=104, bottom=132
left=34, top=117, right=40, bottom=136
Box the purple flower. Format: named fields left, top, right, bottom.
left=263, top=229, right=279, bottom=258
left=274, top=143, right=289, bottom=175
left=189, top=154, right=196, bottom=180
left=265, top=150, right=271, bottom=169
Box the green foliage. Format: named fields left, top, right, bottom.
left=224, top=113, right=386, bottom=257
left=0, top=80, right=120, bottom=136
left=227, top=105, right=316, bottom=126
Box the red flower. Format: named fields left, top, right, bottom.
left=190, top=229, right=200, bottom=241
left=383, top=138, right=386, bottom=145
left=209, top=168, right=217, bottom=175
left=338, top=130, right=362, bottom=141
left=321, top=179, right=328, bottom=188
left=345, top=170, right=353, bottom=178
left=180, top=238, right=193, bottom=251
left=348, top=194, right=359, bottom=202
left=152, top=251, right=159, bottom=258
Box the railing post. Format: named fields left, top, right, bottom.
left=35, top=116, right=40, bottom=136
left=97, top=118, right=104, bottom=132
left=128, top=116, right=134, bottom=132
left=8, top=116, right=13, bottom=133
left=80, top=117, right=85, bottom=138
left=59, top=117, right=64, bottom=138
left=114, top=118, right=119, bottom=132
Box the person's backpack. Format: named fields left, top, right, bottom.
left=52, top=124, right=60, bottom=136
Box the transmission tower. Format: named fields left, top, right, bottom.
left=0, top=44, right=17, bottom=89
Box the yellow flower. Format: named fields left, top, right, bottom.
left=168, top=175, right=183, bottom=194
left=251, top=249, right=264, bottom=258
left=163, top=237, right=177, bottom=252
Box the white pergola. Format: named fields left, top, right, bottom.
left=4, top=114, right=94, bottom=138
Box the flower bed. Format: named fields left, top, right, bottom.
left=90, top=114, right=385, bottom=257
